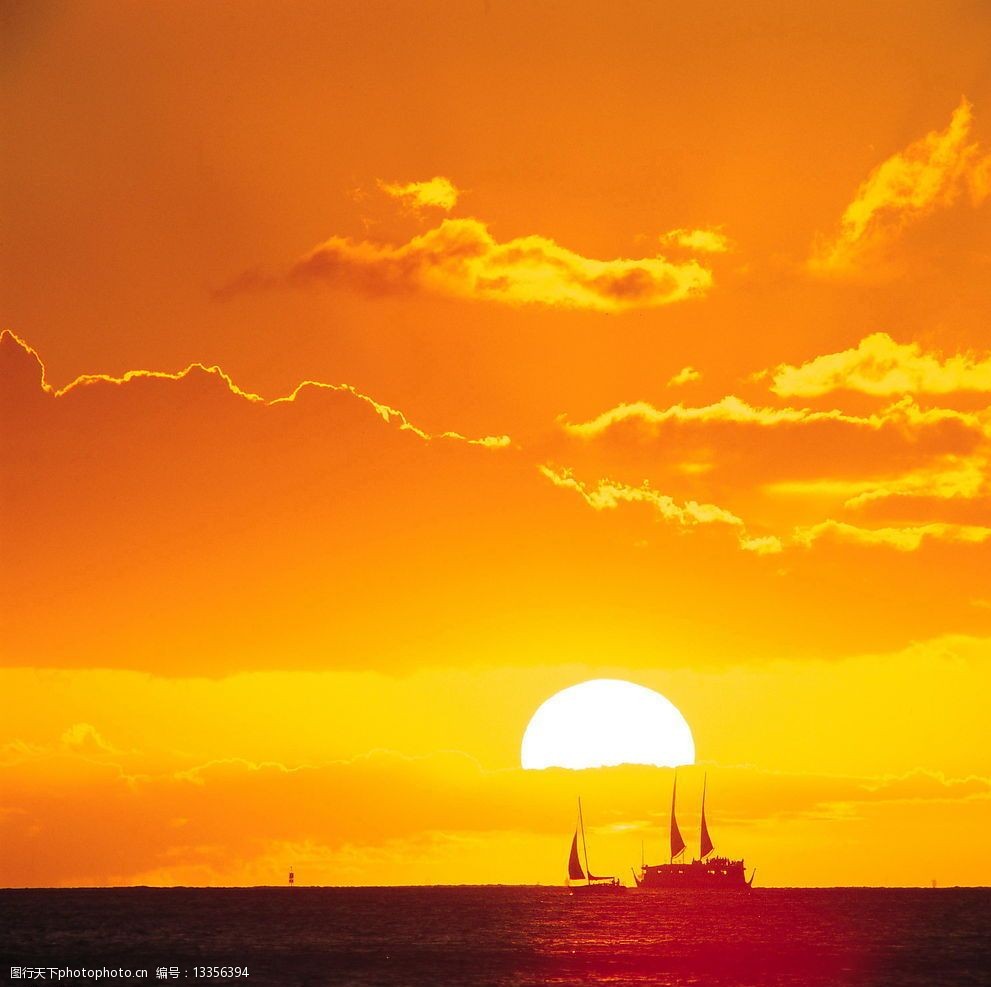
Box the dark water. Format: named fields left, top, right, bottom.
left=2, top=887, right=989, bottom=986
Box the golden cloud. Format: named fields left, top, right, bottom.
left=562, top=393, right=984, bottom=438
left=1, top=330, right=509, bottom=448
left=378, top=176, right=460, bottom=211
left=554, top=387, right=990, bottom=554
left=810, top=99, right=991, bottom=275
left=659, top=228, right=732, bottom=253
left=60, top=722, right=121, bottom=754
left=667, top=365, right=702, bottom=387
left=538, top=466, right=783, bottom=554
left=289, top=217, right=713, bottom=312
left=793, top=519, right=991, bottom=551
left=772, top=332, right=991, bottom=397
left=563, top=397, right=829, bottom=435
left=737, top=534, right=785, bottom=555
left=766, top=454, right=988, bottom=508
left=538, top=465, right=743, bottom=526
left=544, top=449, right=991, bottom=553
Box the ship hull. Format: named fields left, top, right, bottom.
left=637, top=859, right=752, bottom=890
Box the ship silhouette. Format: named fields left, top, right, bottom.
left=567, top=798, right=624, bottom=894
left=634, top=774, right=755, bottom=889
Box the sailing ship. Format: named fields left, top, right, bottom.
left=634, top=774, right=755, bottom=889
left=567, top=798, right=624, bottom=894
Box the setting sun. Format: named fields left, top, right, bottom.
left=521, top=679, right=696, bottom=770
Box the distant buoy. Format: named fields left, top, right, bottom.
left=289, top=866, right=295, bottom=887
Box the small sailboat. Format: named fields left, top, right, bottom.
left=567, top=798, right=624, bottom=894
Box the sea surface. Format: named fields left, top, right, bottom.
left=2, top=887, right=989, bottom=987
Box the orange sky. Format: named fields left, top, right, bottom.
left=2, top=0, right=991, bottom=888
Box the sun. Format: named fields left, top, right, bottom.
left=520, top=679, right=695, bottom=770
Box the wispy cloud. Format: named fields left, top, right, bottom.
left=766, top=454, right=988, bottom=508
left=667, top=365, right=702, bottom=387
left=810, top=99, right=991, bottom=275
left=794, top=519, right=991, bottom=551
left=772, top=332, right=991, bottom=397
left=561, top=393, right=984, bottom=438
left=288, top=217, right=713, bottom=312
left=659, top=228, right=732, bottom=254
left=60, top=723, right=122, bottom=754
left=0, top=330, right=510, bottom=449
left=378, top=176, right=460, bottom=212
left=541, top=453, right=989, bottom=555
left=538, top=466, right=783, bottom=554
left=538, top=465, right=743, bottom=526
left=553, top=382, right=991, bottom=554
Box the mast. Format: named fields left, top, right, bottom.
left=578, top=797, right=591, bottom=886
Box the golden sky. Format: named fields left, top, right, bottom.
left=2, top=0, right=991, bottom=888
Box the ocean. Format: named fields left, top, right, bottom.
left=2, top=887, right=989, bottom=986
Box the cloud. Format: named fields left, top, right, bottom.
left=564, top=397, right=837, bottom=435
left=221, top=177, right=719, bottom=311
left=288, top=217, right=713, bottom=312
left=766, top=454, right=988, bottom=508
left=737, top=534, right=785, bottom=555
left=0, top=330, right=509, bottom=448
left=667, top=365, right=702, bottom=387
left=772, top=332, right=991, bottom=397
left=538, top=466, right=782, bottom=554
left=542, top=452, right=990, bottom=554
left=660, top=228, right=732, bottom=253
left=553, top=386, right=991, bottom=554
left=794, top=519, right=991, bottom=551
left=561, top=393, right=984, bottom=438
left=60, top=722, right=121, bottom=754
left=810, top=99, right=991, bottom=275
left=538, top=465, right=743, bottom=527
left=377, top=176, right=460, bottom=212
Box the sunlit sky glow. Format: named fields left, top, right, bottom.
left=2, top=0, right=990, bottom=889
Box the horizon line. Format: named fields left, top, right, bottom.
left=1, top=882, right=986, bottom=891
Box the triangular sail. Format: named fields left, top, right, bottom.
left=700, top=774, right=714, bottom=859
left=568, top=830, right=585, bottom=880
left=670, top=774, right=686, bottom=861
